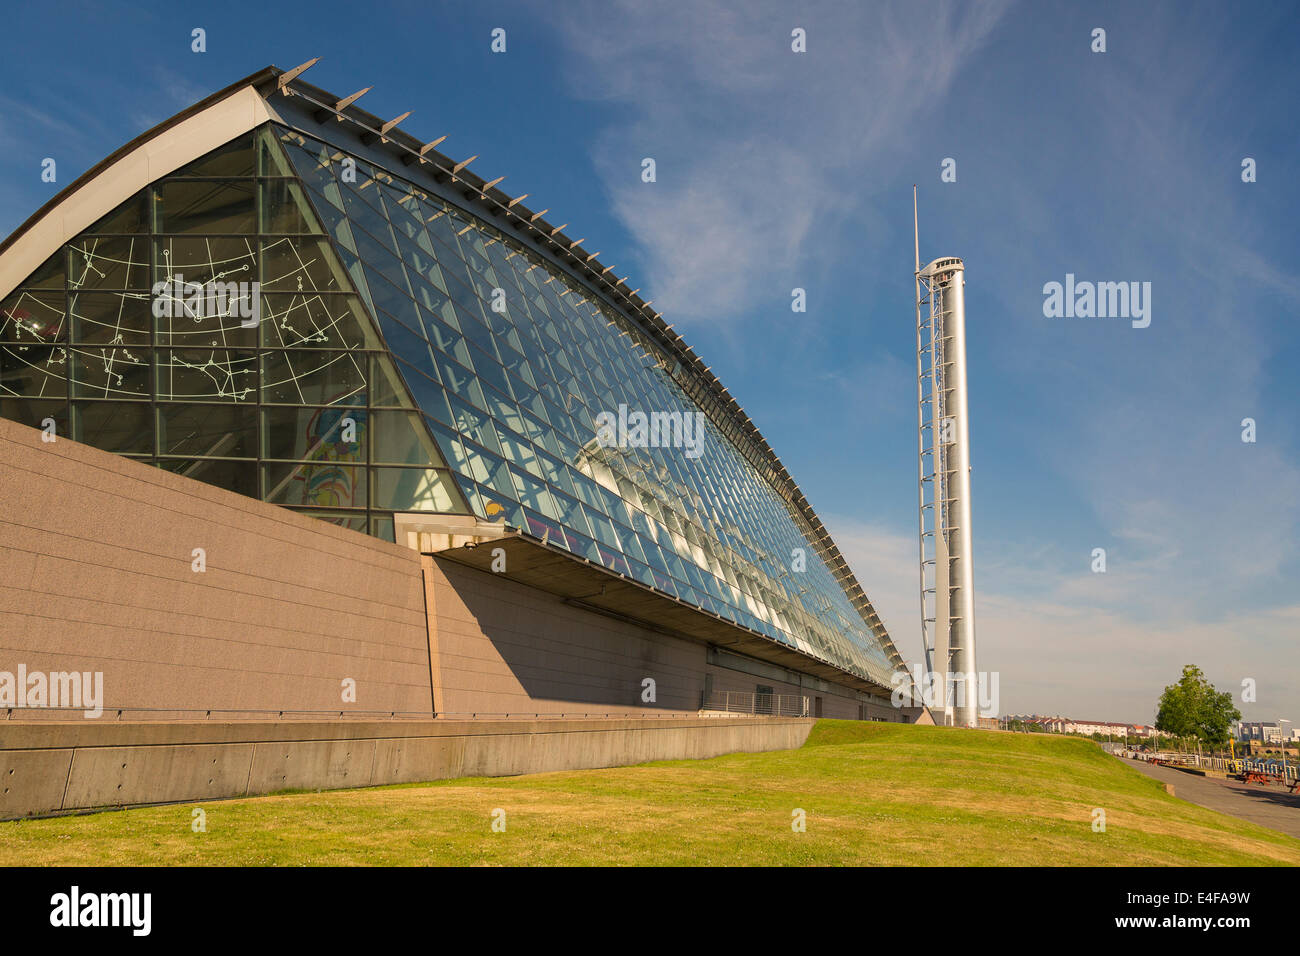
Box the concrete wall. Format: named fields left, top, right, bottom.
left=704, top=659, right=903, bottom=721
left=1, top=416, right=909, bottom=726
left=0, top=716, right=813, bottom=820
left=0, top=418, right=433, bottom=715
left=423, top=556, right=906, bottom=721
left=427, top=556, right=709, bottom=716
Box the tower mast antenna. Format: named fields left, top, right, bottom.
left=912, top=188, right=979, bottom=727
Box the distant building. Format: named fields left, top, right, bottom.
left=1238, top=722, right=1280, bottom=742
left=1003, top=714, right=1161, bottom=737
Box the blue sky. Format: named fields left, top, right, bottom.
left=2, top=0, right=1296, bottom=725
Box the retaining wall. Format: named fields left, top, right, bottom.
left=0, top=716, right=814, bottom=820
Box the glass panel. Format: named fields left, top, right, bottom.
left=371, top=466, right=459, bottom=512
left=419, top=387, right=454, bottom=427
left=495, top=428, right=541, bottom=478
left=1, top=343, right=66, bottom=398
left=69, top=292, right=149, bottom=346
left=260, top=349, right=366, bottom=405
left=156, top=236, right=257, bottom=288
left=419, top=309, right=471, bottom=366
left=159, top=457, right=257, bottom=497
left=510, top=467, right=558, bottom=520
left=277, top=129, right=340, bottom=193
left=261, top=237, right=349, bottom=292
left=373, top=308, right=432, bottom=368
left=68, top=236, right=150, bottom=290
left=71, top=346, right=150, bottom=398
left=0, top=397, right=67, bottom=433
left=258, top=127, right=297, bottom=177
left=153, top=275, right=258, bottom=348
left=157, top=402, right=256, bottom=458
left=260, top=294, right=377, bottom=350
left=1, top=291, right=67, bottom=343
left=82, top=194, right=149, bottom=236
left=371, top=409, right=444, bottom=465
left=437, top=355, right=485, bottom=409
left=397, top=369, right=448, bottom=428
left=465, top=443, right=516, bottom=501
left=261, top=405, right=366, bottom=461
left=73, top=400, right=151, bottom=454
left=260, top=179, right=322, bottom=234
left=342, top=189, right=399, bottom=255
left=305, top=185, right=355, bottom=246
left=17, top=251, right=66, bottom=290
left=551, top=490, right=592, bottom=538
left=363, top=268, right=420, bottom=328
left=264, top=460, right=367, bottom=508
left=371, top=354, right=413, bottom=408
left=170, top=133, right=255, bottom=178
left=156, top=349, right=256, bottom=402
left=155, top=180, right=256, bottom=234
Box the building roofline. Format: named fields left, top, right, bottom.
left=0, top=62, right=909, bottom=679
left=262, top=67, right=907, bottom=673
left=0, top=67, right=278, bottom=261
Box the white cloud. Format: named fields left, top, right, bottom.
left=552, top=0, right=1012, bottom=322
left=828, top=515, right=1300, bottom=724
left=544, top=2, right=1300, bottom=726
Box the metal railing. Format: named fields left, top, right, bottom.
left=700, top=691, right=809, bottom=718
left=1127, top=749, right=1299, bottom=784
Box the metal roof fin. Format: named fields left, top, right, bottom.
left=277, top=58, right=320, bottom=94
left=379, top=112, right=412, bottom=141
left=333, top=87, right=371, bottom=114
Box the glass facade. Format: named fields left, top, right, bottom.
left=0, top=128, right=467, bottom=540
left=0, top=121, right=897, bottom=687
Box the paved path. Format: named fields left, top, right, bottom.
left=1125, top=758, right=1300, bottom=840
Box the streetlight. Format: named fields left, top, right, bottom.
left=1280, top=719, right=1292, bottom=783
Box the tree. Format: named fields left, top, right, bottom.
left=1155, top=665, right=1240, bottom=749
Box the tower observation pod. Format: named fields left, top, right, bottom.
left=912, top=188, right=979, bottom=728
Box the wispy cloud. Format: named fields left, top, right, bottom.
left=550, top=1, right=1299, bottom=724
left=551, top=0, right=1013, bottom=323
left=828, top=515, right=1300, bottom=724
left=127, top=67, right=211, bottom=133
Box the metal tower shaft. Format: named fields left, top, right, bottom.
left=912, top=189, right=978, bottom=728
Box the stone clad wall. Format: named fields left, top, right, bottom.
left=0, top=418, right=434, bottom=716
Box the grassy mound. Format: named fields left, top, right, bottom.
left=2, top=720, right=1295, bottom=865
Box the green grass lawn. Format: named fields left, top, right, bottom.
left=3, top=720, right=1297, bottom=865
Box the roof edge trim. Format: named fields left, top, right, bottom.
left=0, top=67, right=280, bottom=299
